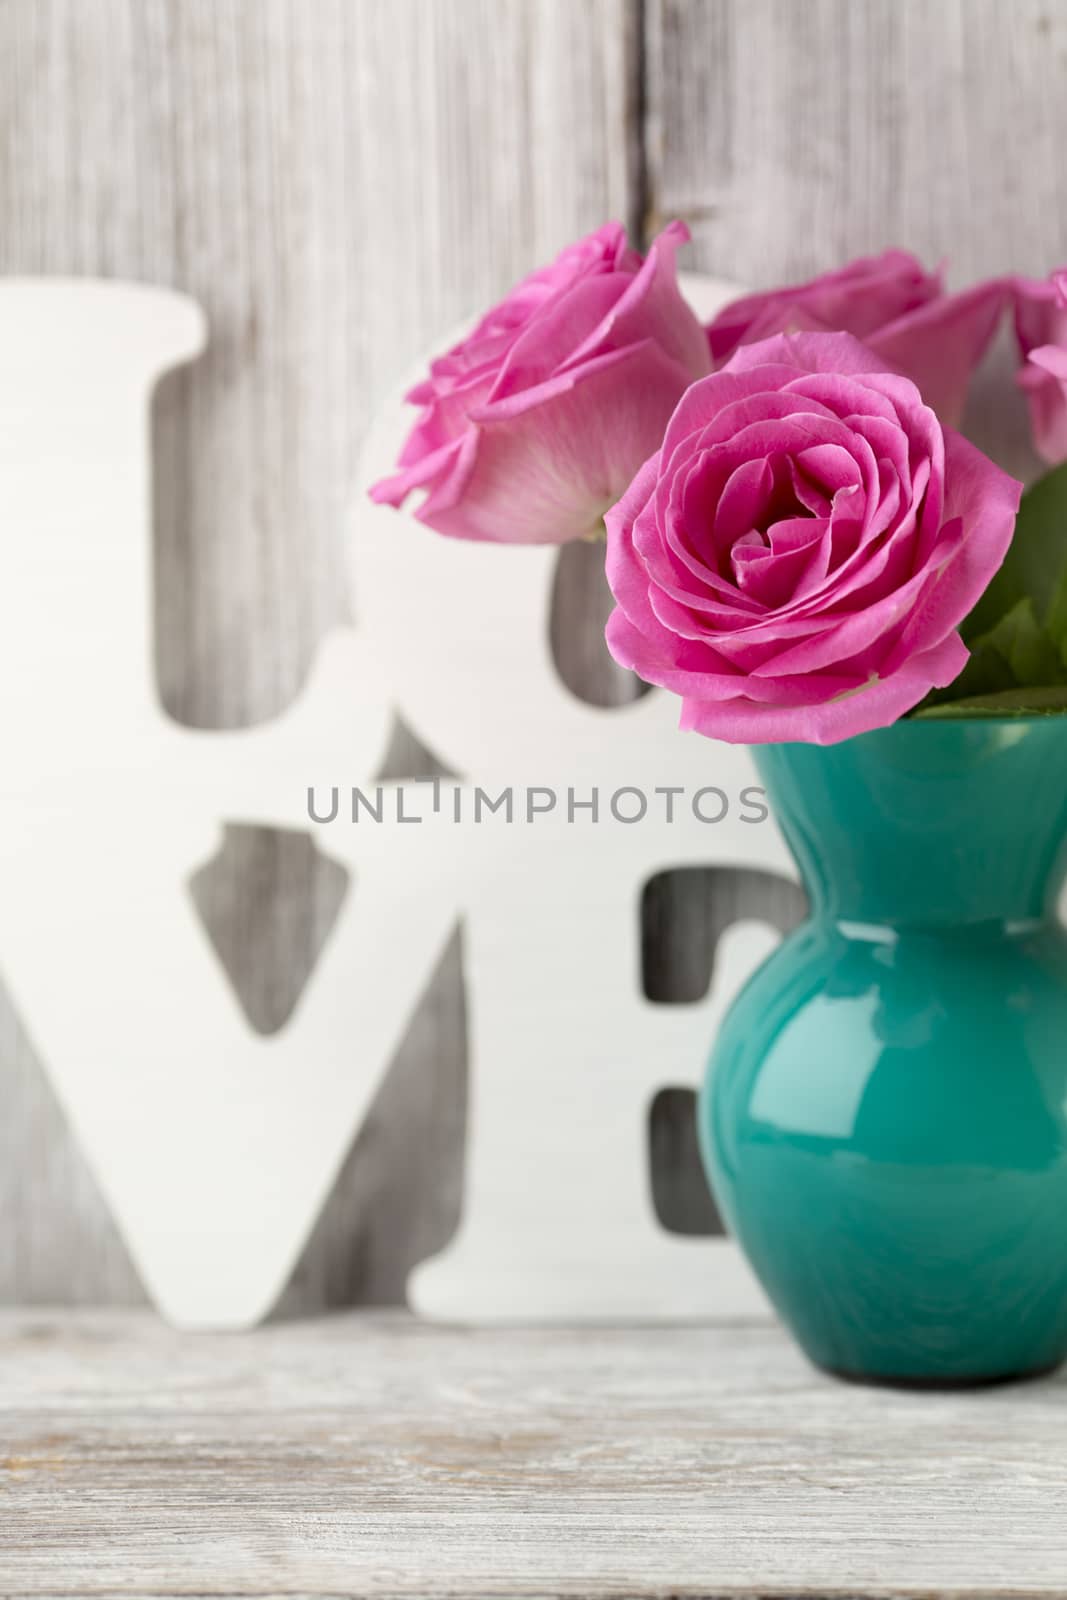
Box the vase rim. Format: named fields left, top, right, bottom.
left=766, top=714, right=1067, bottom=749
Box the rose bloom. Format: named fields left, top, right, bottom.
left=1014, top=268, right=1067, bottom=465
left=605, top=332, right=1021, bottom=745
left=706, top=251, right=1007, bottom=428
left=370, top=221, right=710, bottom=543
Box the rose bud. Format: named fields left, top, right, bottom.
left=1014, top=268, right=1067, bottom=465
left=369, top=222, right=710, bottom=544
left=707, top=251, right=1007, bottom=427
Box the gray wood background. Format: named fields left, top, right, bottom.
left=0, top=0, right=1062, bottom=1309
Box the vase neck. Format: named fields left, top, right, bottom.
left=756, top=721, right=1067, bottom=929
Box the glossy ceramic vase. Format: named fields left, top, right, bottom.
left=699, top=716, right=1067, bottom=1387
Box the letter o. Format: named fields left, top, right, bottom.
left=692, top=786, right=729, bottom=824
left=610, top=786, right=648, bottom=824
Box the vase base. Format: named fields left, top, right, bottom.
left=818, top=1359, right=1063, bottom=1392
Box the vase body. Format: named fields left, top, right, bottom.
left=699, top=717, right=1067, bottom=1385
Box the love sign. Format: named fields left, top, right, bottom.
left=0, top=275, right=793, bottom=1327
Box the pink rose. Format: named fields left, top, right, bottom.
left=1014, top=269, right=1067, bottom=464
left=707, top=251, right=1007, bottom=427
left=605, top=332, right=1021, bottom=745
left=369, top=222, right=710, bottom=544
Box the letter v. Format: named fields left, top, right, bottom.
left=0, top=282, right=459, bottom=1326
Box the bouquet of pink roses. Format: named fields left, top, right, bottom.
left=371, top=223, right=1067, bottom=745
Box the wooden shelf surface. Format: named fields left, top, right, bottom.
left=1, top=1309, right=1065, bottom=1597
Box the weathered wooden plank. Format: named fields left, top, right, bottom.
left=645, top=0, right=1067, bottom=480
left=1, top=1309, right=1066, bottom=1596
left=647, top=0, right=1067, bottom=283
left=0, top=0, right=640, bottom=1305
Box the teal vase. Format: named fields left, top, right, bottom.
left=699, top=717, right=1067, bottom=1387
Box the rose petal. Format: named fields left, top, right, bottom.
left=563, top=221, right=710, bottom=381
left=604, top=329, right=1019, bottom=745
left=679, top=634, right=968, bottom=745
left=868, top=279, right=1009, bottom=425
left=423, top=341, right=695, bottom=543
left=707, top=251, right=940, bottom=365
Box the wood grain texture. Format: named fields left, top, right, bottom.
left=647, top=0, right=1067, bottom=282
left=645, top=0, right=1067, bottom=482
left=2, top=1308, right=1067, bottom=1597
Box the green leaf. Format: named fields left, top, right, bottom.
left=918, top=596, right=1067, bottom=713
left=984, top=595, right=1067, bottom=684
left=914, top=684, right=1067, bottom=719
left=964, top=460, right=1067, bottom=649
left=921, top=460, right=1067, bottom=715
